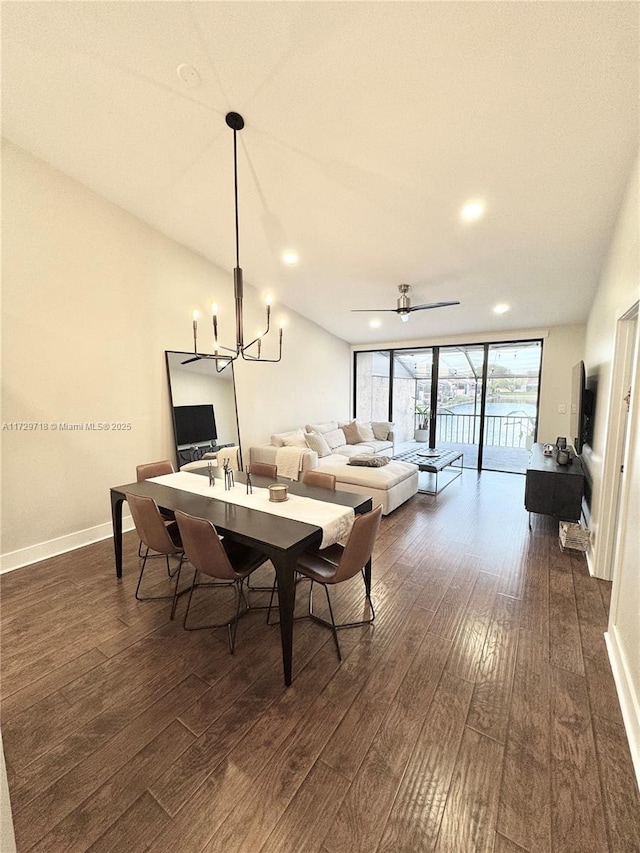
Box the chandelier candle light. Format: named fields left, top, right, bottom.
left=191, top=111, right=283, bottom=370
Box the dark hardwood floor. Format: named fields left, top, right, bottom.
left=2, top=470, right=638, bottom=852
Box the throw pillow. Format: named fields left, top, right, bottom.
left=304, top=431, right=331, bottom=458
left=271, top=428, right=305, bottom=447
left=282, top=432, right=307, bottom=447
left=356, top=421, right=376, bottom=442
left=323, top=427, right=347, bottom=450
left=348, top=454, right=390, bottom=467
left=341, top=420, right=362, bottom=445
left=372, top=421, right=394, bottom=441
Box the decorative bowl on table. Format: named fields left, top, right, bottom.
left=268, top=484, right=288, bottom=502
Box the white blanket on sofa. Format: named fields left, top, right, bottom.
left=275, top=446, right=306, bottom=480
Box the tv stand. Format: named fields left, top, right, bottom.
left=177, top=442, right=234, bottom=465
left=525, top=443, right=585, bottom=529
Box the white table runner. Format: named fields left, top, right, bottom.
left=149, top=471, right=354, bottom=548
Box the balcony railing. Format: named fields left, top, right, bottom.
left=435, top=411, right=535, bottom=449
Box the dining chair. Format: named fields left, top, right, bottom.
left=302, top=470, right=336, bottom=489
left=174, top=510, right=269, bottom=653
left=126, top=492, right=185, bottom=619
left=248, top=461, right=278, bottom=479
left=269, top=504, right=382, bottom=660
left=136, top=460, right=175, bottom=481
left=135, top=460, right=175, bottom=557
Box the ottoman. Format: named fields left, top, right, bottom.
left=315, top=458, right=419, bottom=515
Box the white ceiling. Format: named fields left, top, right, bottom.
left=2, top=2, right=638, bottom=346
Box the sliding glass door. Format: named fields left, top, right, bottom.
left=355, top=338, right=543, bottom=475
left=482, top=341, right=541, bottom=472
left=435, top=345, right=485, bottom=468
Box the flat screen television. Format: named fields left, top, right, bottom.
left=570, top=360, right=594, bottom=455
left=174, top=404, right=217, bottom=446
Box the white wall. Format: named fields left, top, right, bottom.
left=583, top=155, right=640, bottom=780
left=0, top=140, right=350, bottom=568
left=536, top=326, right=586, bottom=445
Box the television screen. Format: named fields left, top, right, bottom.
left=174, top=404, right=217, bottom=446
left=570, top=360, right=594, bottom=455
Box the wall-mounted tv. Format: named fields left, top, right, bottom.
left=570, top=360, right=594, bottom=455
left=173, top=404, right=217, bottom=446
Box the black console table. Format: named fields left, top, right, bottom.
left=177, top=442, right=234, bottom=465
left=525, top=443, right=585, bottom=528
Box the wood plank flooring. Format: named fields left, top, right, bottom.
left=2, top=470, right=638, bottom=852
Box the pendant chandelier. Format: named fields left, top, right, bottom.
left=190, top=112, right=283, bottom=371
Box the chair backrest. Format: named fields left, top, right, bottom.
left=174, top=510, right=240, bottom=581
left=302, top=470, right=336, bottom=490
left=249, top=462, right=278, bottom=479
left=333, top=504, right=383, bottom=584
left=136, top=460, right=175, bottom=482
left=216, top=446, right=240, bottom=471
left=127, top=492, right=181, bottom=555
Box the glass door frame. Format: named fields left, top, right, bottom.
left=353, top=337, right=544, bottom=473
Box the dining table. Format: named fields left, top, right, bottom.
left=110, top=468, right=372, bottom=685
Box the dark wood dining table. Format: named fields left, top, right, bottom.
left=110, top=469, right=372, bottom=685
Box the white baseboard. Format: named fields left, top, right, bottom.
left=0, top=516, right=135, bottom=574
left=605, top=627, right=640, bottom=788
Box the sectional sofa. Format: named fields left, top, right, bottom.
left=249, top=419, right=419, bottom=515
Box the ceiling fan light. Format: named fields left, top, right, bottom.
left=401, top=314, right=410, bottom=323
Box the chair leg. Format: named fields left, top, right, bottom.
left=169, top=555, right=186, bottom=620
left=135, top=550, right=185, bottom=606
left=228, top=580, right=245, bottom=654
left=322, top=583, right=342, bottom=661
left=361, top=569, right=376, bottom=620
left=265, top=576, right=310, bottom=626
left=307, top=576, right=375, bottom=662
left=183, top=572, right=249, bottom=652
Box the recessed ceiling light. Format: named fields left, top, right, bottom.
left=460, top=199, right=486, bottom=222
left=493, top=303, right=510, bottom=315
left=369, top=319, right=381, bottom=329
left=282, top=251, right=298, bottom=266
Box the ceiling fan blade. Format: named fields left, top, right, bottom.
left=180, top=356, right=201, bottom=365
left=350, top=308, right=401, bottom=313
left=408, top=301, right=461, bottom=312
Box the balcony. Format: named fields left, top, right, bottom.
left=396, top=411, right=535, bottom=474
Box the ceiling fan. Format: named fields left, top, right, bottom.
left=351, top=284, right=460, bottom=323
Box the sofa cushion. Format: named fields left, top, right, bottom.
left=304, top=431, right=331, bottom=458
left=348, top=454, right=389, bottom=467
left=372, top=421, right=394, bottom=440
left=317, top=459, right=418, bottom=490
left=365, top=439, right=393, bottom=454
left=271, top=428, right=305, bottom=447
left=356, top=421, right=376, bottom=442
left=332, top=444, right=375, bottom=458
left=323, top=427, right=348, bottom=450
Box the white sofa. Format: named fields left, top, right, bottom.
left=249, top=419, right=419, bottom=515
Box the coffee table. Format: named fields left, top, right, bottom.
left=392, top=448, right=464, bottom=495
